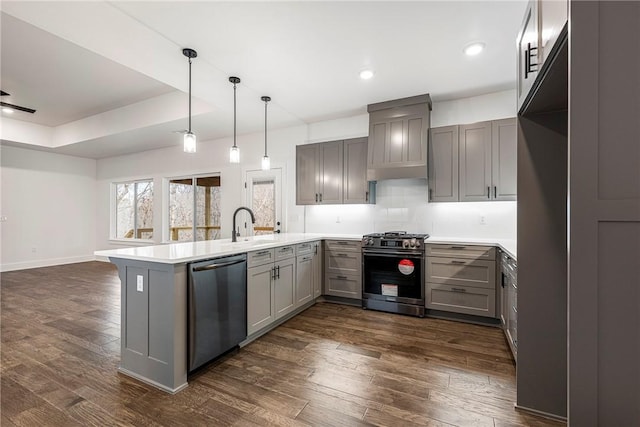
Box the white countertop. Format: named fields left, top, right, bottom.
left=95, top=233, right=362, bottom=264
left=95, top=233, right=516, bottom=264
left=427, top=236, right=517, bottom=260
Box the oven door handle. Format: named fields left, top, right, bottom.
left=363, top=250, right=423, bottom=257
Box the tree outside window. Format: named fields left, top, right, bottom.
left=115, top=180, right=153, bottom=239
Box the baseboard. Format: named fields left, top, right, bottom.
left=0, top=255, right=97, bottom=272
left=118, top=367, right=188, bottom=394
left=515, top=404, right=567, bottom=422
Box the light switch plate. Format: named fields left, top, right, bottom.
left=136, top=275, right=144, bottom=292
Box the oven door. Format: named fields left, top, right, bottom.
left=362, top=250, right=424, bottom=305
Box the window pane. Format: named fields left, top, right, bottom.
left=252, top=179, right=275, bottom=236
left=136, top=181, right=154, bottom=239
left=169, top=179, right=194, bottom=241
left=195, top=177, right=221, bottom=241
left=116, top=183, right=134, bottom=238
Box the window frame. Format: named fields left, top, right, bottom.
left=110, top=178, right=155, bottom=243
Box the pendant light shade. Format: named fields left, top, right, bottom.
left=182, top=48, right=197, bottom=153
left=261, top=96, right=271, bottom=171
left=229, top=77, right=241, bottom=163
left=184, top=131, right=196, bottom=153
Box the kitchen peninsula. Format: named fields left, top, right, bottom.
left=96, top=233, right=516, bottom=393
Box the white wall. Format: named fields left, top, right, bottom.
left=0, top=145, right=97, bottom=271
left=1, top=89, right=517, bottom=269
left=95, top=124, right=308, bottom=250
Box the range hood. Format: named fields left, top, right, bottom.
left=366, top=94, right=432, bottom=181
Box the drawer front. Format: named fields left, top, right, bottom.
left=248, top=249, right=275, bottom=268
left=426, top=283, right=496, bottom=317
left=325, top=273, right=361, bottom=299
left=426, top=244, right=495, bottom=260
left=325, top=240, right=360, bottom=252
left=296, top=242, right=314, bottom=256
left=325, top=250, right=361, bottom=275
left=427, top=257, right=496, bottom=289
left=275, top=245, right=295, bottom=261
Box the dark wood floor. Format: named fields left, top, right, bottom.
left=1, top=261, right=564, bottom=426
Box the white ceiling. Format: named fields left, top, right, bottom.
left=0, top=1, right=527, bottom=159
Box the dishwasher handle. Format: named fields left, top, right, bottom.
left=192, top=258, right=245, bottom=272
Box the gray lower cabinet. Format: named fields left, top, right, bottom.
left=296, top=249, right=314, bottom=306
left=247, top=246, right=296, bottom=336
left=425, top=244, right=497, bottom=318
left=428, top=118, right=517, bottom=202
left=312, top=242, right=322, bottom=298
left=499, top=251, right=518, bottom=359
left=111, top=258, right=188, bottom=393
left=323, top=239, right=362, bottom=299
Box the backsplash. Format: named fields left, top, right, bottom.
left=304, top=179, right=516, bottom=239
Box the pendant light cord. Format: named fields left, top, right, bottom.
left=264, top=98, right=268, bottom=156
left=233, top=82, right=237, bottom=148
left=188, top=57, right=192, bottom=133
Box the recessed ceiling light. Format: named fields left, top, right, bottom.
left=359, top=69, right=374, bottom=80
left=464, top=42, right=485, bottom=56
left=2, top=107, right=14, bottom=114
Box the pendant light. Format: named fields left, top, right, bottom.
left=182, top=48, right=197, bottom=153
left=229, top=76, right=241, bottom=163
left=261, top=96, right=271, bottom=170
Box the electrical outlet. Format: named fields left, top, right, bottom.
left=31, top=247, right=37, bottom=253
left=479, top=216, right=486, bottom=225
left=136, top=275, right=144, bottom=292
left=0, top=216, right=7, bottom=222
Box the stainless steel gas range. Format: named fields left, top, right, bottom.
left=361, top=231, right=429, bottom=317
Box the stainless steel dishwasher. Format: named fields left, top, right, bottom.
left=188, top=253, right=247, bottom=373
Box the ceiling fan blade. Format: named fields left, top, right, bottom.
left=0, top=101, right=36, bottom=114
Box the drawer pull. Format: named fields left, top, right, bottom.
left=450, top=246, right=467, bottom=249
left=451, top=287, right=467, bottom=293
left=255, top=250, right=271, bottom=256
left=337, top=275, right=348, bottom=280
left=450, top=260, right=466, bottom=265
left=336, top=253, right=349, bottom=257
left=337, top=241, right=348, bottom=245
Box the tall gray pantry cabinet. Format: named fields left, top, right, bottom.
left=516, top=1, right=640, bottom=424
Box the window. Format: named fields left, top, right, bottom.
left=168, top=175, right=221, bottom=242
left=245, top=168, right=283, bottom=236
left=114, top=180, right=154, bottom=239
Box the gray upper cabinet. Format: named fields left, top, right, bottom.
left=296, top=138, right=373, bottom=205
left=367, top=94, right=432, bottom=180
left=459, top=121, right=492, bottom=202
left=343, top=137, right=369, bottom=204
left=539, top=0, right=567, bottom=66
left=491, top=118, right=517, bottom=201
left=319, top=141, right=343, bottom=204
left=428, top=125, right=459, bottom=202
left=295, top=141, right=343, bottom=205
left=429, top=118, right=517, bottom=202
left=296, top=144, right=320, bottom=205
left=517, top=0, right=539, bottom=111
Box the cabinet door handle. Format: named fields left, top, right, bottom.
left=315, top=193, right=318, bottom=203
left=525, top=42, right=538, bottom=78
left=429, top=188, right=433, bottom=200
left=271, top=267, right=276, bottom=280
left=314, top=244, right=318, bottom=255
left=319, top=193, right=323, bottom=202
left=365, top=191, right=369, bottom=202
left=487, top=186, right=490, bottom=199
left=451, top=260, right=466, bottom=265
left=451, top=287, right=467, bottom=293
left=494, top=186, right=497, bottom=198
